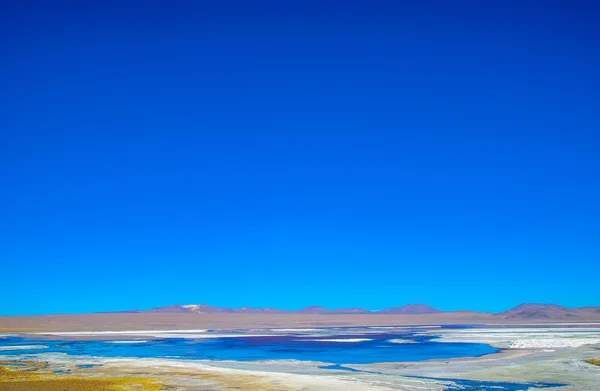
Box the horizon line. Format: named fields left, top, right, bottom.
left=3, top=302, right=598, bottom=317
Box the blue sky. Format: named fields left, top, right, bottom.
left=1, top=1, right=599, bottom=315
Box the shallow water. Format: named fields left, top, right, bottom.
left=0, top=331, right=497, bottom=364
left=421, top=376, right=565, bottom=391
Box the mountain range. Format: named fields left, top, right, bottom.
left=2, top=303, right=599, bottom=332
left=132, top=303, right=600, bottom=320
left=143, top=303, right=442, bottom=315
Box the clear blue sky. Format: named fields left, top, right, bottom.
left=1, top=1, right=599, bottom=316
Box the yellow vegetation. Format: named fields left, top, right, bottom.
left=586, top=359, right=600, bottom=366
left=0, top=359, right=293, bottom=391
left=0, top=362, right=165, bottom=391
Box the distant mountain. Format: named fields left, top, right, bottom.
left=147, top=305, right=196, bottom=313
left=577, top=306, right=600, bottom=313
left=327, top=308, right=373, bottom=314
left=143, top=303, right=444, bottom=315
left=148, top=304, right=226, bottom=313
left=149, top=304, right=289, bottom=314
left=506, top=303, right=569, bottom=312
left=233, top=307, right=289, bottom=314
left=493, top=303, right=600, bottom=320
left=378, top=304, right=442, bottom=314
left=134, top=303, right=600, bottom=320
left=295, top=306, right=330, bottom=314
left=293, top=306, right=372, bottom=314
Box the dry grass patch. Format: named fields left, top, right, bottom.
left=0, top=362, right=165, bottom=391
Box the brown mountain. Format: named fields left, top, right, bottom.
left=232, top=307, right=289, bottom=314
left=378, top=304, right=442, bottom=314
left=493, top=303, right=600, bottom=320
left=143, top=303, right=445, bottom=315
left=146, top=305, right=196, bottom=313
left=147, top=304, right=290, bottom=314
left=136, top=303, right=600, bottom=320
left=327, top=308, right=373, bottom=314
left=294, top=306, right=330, bottom=314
